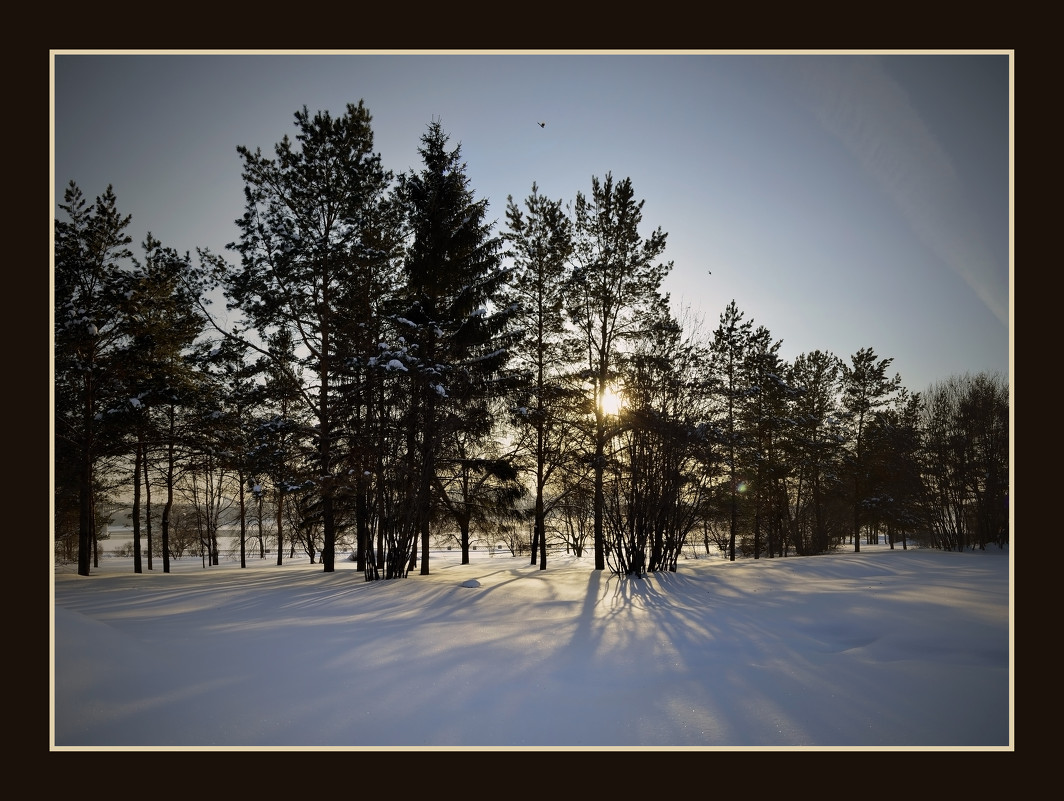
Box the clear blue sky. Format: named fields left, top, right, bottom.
left=52, top=51, right=1011, bottom=394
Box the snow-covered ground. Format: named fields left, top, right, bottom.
left=52, top=538, right=1011, bottom=749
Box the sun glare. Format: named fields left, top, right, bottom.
left=600, top=386, right=623, bottom=416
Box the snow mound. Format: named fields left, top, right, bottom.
left=460, top=579, right=481, bottom=588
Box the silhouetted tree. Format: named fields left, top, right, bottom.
left=709, top=300, right=754, bottom=561
left=920, top=372, right=1008, bottom=551
left=783, top=350, right=844, bottom=555
left=864, top=388, right=924, bottom=549
left=567, top=173, right=671, bottom=570
left=839, top=347, right=902, bottom=552
left=226, top=101, right=401, bottom=572
left=610, top=305, right=713, bottom=574
left=502, top=183, right=580, bottom=569
left=739, top=325, right=790, bottom=558
left=397, top=119, right=515, bottom=576
left=54, top=182, right=133, bottom=576
left=114, top=233, right=208, bottom=572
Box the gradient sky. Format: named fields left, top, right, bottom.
left=52, top=51, right=1011, bottom=395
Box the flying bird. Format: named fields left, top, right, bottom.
left=538, top=121, right=545, bottom=128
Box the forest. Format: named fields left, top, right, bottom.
left=53, top=101, right=1010, bottom=580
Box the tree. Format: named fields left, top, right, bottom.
left=567, top=173, right=672, bottom=570
left=956, top=373, right=1009, bottom=549
left=920, top=372, right=1009, bottom=551
left=502, top=183, right=580, bottom=570
left=738, top=324, right=790, bottom=559
left=783, top=350, right=844, bottom=555
left=434, top=417, right=525, bottom=563
left=54, top=182, right=133, bottom=576
left=114, top=233, right=209, bottom=572
left=396, top=119, right=515, bottom=576
left=226, top=101, right=402, bottom=573
left=863, top=388, right=925, bottom=549
left=839, top=347, right=902, bottom=552
left=708, top=300, right=754, bottom=562
left=135, top=241, right=209, bottom=573
left=251, top=330, right=306, bottom=567
left=199, top=336, right=264, bottom=569
left=609, top=305, right=713, bottom=574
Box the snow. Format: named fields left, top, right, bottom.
left=52, top=542, right=1011, bottom=749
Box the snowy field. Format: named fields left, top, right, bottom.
left=52, top=536, right=1012, bottom=750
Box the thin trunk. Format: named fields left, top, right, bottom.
left=132, top=440, right=143, bottom=573
left=419, top=401, right=434, bottom=576
left=162, top=404, right=174, bottom=573
left=143, top=448, right=153, bottom=570
left=77, top=371, right=94, bottom=577
left=239, top=469, right=247, bottom=569
left=276, top=488, right=284, bottom=566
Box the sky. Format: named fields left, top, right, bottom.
left=51, top=50, right=1012, bottom=395
left=52, top=540, right=1011, bottom=749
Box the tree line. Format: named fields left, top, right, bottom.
left=54, top=101, right=1010, bottom=579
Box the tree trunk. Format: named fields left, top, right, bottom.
left=143, top=450, right=153, bottom=570
left=239, top=470, right=247, bottom=569
left=132, top=440, right=143, bottom=573
left=162, top=404, right=175, bottom=573
left=77, top=372, right=94, bottom=577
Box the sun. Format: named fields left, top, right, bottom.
left=600, top=386, right=624, bottom=416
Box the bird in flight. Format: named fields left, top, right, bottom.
left=538, top=122, right=546, bottom=128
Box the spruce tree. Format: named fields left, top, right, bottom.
left=398, top=119, right=514, bottom=576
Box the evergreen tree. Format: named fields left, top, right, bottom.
left=200, top=336, right=262, bottom=568
left=839, top=347, right=902, bottom=552
left=783, top=350, right=844, bottom=555
left=709, top=300, right=754, bottom=562
left=397, top=119, right=515, bottom=576
left=567, top=173, right=671, bottom=570
left=502, top=183, right=579, bottom=570
left=253, top=330, right=306, bottom=566
left=226, top=101, right=402, bottom=573
left=738, top=325, right=790, bottom=558
left=54, top=182, right=133, bottom=576
left=114, top=233, right=208, bottom=572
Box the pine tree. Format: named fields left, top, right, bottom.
left=54, top=182, right=133, bottom=576
left=709, top=300, right=754, bottom=562
left=839, top=347, right=902, bottom=552
left=502, top=183, right=578, bottom=570
left=567, top=173, right=671, bottom=570
left=738, top=325, right=789, bottom=558
left=226, top=101, right=402, bottom=573
left=784, top=350, right=844, bottom=555
left=114, top=233, right=208, bottom=572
